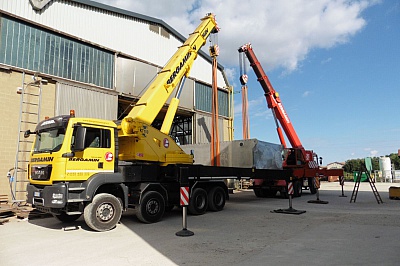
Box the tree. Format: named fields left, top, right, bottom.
left=388, top=153, right=400, bottom=169
left=343, top=159, right=362, bottom=173
left=343, top=153, right=399, bottom=175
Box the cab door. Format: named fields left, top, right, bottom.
left=65, top=125, right=115, bottom=181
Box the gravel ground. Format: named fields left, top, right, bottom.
left=1, top=181, right=399, bottom=266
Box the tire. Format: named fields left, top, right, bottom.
left=53, top=212, right=81, bottom=223
left=294, top=181, right=302, bottom=197
left=84, top=193, right=122, bottom=232
left=309, top=177, right=317, bottom=194
left=136, top=191, right=165, bottom=224
left=208, top=186, right=226, bottom=211
left=188, top=188, right=208, bottom=215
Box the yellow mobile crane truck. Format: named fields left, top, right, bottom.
left=25, top=14, right=291, bottom=231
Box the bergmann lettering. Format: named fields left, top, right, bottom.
left=68, top=158, right=100, bottom=162
left=31, top=157, right=54, bottom=162
left=167, top=52, right=191, bottom=85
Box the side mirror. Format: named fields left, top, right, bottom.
left=24, top=130, right=32, bottom=138
left=72, top=126, right=86, bottom=151
left=319, top=157, right=323, bottom=165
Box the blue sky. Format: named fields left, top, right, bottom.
left=97, top=0, right=399, bottom=164
left=242, top=1, right=400, bottom=164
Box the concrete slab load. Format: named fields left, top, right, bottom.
left=1, top=182, right=399, bottom=266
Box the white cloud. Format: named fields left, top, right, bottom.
left=370, top=150, right=379, bottom=156
left=321, top=57, right=332, bottom=64
left=223, top=67, right=237, bottom=87
left=302, top=91, right=311, bottom=97
left=94, top=0, right=376, bottom=72
left=363, top=148, right=379, bottom=157
left=233, top=95, right=271, bottom=119
left=253, top=109, right=272, bottom=119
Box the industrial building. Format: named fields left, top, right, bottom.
left=0, top=0, right=233, bottom=202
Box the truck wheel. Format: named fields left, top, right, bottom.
left=294, top=181, right=302, bottom=197
left=84, top=193, right=122, bottom=232
left=136, top=191, right=165, bottom=224
left=188, top=188, right=208, bottom=215
left=309, top=177, right=317, bottom=194
left=53, top=212, right=81, bottom=223
left=208, top=186, right=225, bottom=211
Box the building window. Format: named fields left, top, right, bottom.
left=195, top=82, right=229, bottom=117
left=151, top=115, right=192, bottom=145
left=170, top=116, right=192, bottom=145
left=0, top=15, right=114, bottom=88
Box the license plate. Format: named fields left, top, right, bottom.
left=34, top=191, right=40, bottom=197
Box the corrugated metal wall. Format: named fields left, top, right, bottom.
left=194, top=113, right=227, bottom=144
left=0, top=0, right=232, bottom=144
left=116, top=57, right=159, bottom=96
left=56, top=82, right=118, bottom=120
left=0, top=0, right=227, bottom=87
left=116, top=56, right=195, bottom=110
left=166, top=78, right=194, bottom=110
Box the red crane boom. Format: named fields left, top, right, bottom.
left=238, top=43, right=303, bottom=150
left=238, top=43, right=343, bottom=197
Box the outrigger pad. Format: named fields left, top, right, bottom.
left=272, top=207, right=306, bottom=215
left=307, top=200, right=329, bottom=204
left=176, top=228, right=194, bottom=237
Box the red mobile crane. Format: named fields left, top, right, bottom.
left=238, top=43, right=343, bottom=197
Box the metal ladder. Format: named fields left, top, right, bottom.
left=11, top=73, right=43, bottom=204
left=350, top=164, right=383, bottom=204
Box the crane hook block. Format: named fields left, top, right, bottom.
left=209, top=45, right=219, bottom=57
left=240, top=74, right=248, bottom=85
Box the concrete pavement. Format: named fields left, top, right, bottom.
left=1, top=181, right=399, bottom=265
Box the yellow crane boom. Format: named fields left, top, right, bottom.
left=120, top=13, right=219, bottom=135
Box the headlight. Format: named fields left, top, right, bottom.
left=52, top=193, right=63, bottom=199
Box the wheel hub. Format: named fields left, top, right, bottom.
left=146, top=199, right=159, bottom=215
left=215, top=194, right=223, bottom=205
left=195, top=195, right=205, bottom=208
left=97, top=203, right=114, bottom=221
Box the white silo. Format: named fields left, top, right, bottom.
left=379, top=157, right=392, bottom=182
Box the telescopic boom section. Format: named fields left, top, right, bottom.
left=238, top=43, right=303, bottom=149
left=120, top=13, right=219, bottom=135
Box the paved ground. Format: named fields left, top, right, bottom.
left=1, top=181, right=400, bottom=266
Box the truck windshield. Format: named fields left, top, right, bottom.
left=33, top=127, right=66, bottom=154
